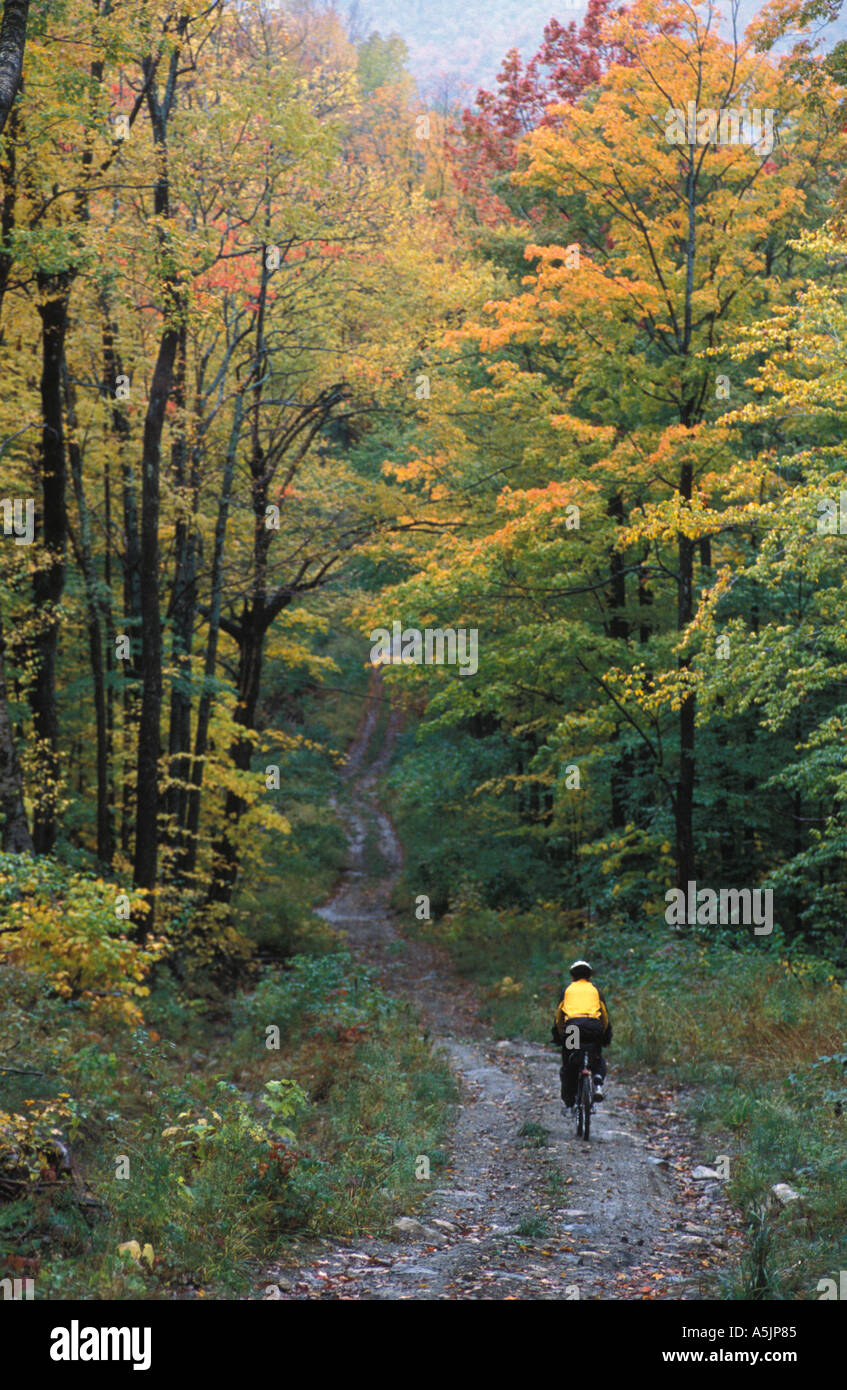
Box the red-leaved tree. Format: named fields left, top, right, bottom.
left=447, top=0, right=632, bottom=224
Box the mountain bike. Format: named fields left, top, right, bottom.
left=575, top=1047, right=595, bottom=1141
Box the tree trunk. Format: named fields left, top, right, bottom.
left=184, top=396, right=244, bottom=878
left=0, top=0, right=29, bottom=135
left=206, top=608, right=269, bottom=905
left=132, top=47, right=186, bottom=935
left=30, top=272, right=70, bottom=853
left=607, top=493, right=631, bottom=829
left=132, top=324, right=180, bottom=926
left=102, top=305, right=142, bottom=857
left=64, top=363, right=113, bottom=863
left=676, top=459, right=696, bottom=891
left=0, top=603, right=32, bottom=852
left=165, top=326, right=199, bottom=873
left=0, top=102, right=18, bottom=332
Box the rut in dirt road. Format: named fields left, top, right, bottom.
left=263, top=674, right=744, bottom=1300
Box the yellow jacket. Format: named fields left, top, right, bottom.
left=554, top=979, right=610, bottom=1039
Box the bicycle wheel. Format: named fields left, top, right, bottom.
left=575, top=1073, right=584, bottom=1138
left=583, top=1071, right=592, bottom=1141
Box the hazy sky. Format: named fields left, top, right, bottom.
left=349, top=0, right=847, bottom=100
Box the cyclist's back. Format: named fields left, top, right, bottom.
left=552, top=959, right=612, bottom=1108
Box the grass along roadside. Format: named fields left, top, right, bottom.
left=0, top=627, right=455, bottom=1301
left=0, top=949, right=456, bottom=1299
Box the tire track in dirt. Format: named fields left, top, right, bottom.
left=261, top=672, right=744, bottom=1300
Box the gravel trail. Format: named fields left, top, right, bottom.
left=262, top=675, right=743, bottom=1301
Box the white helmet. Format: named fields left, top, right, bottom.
left=569, top=959, right=592, bottom=975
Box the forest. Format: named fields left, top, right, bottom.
left=0, top=0, right=846, bottom=1313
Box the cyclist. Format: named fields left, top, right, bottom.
left=552, top=959, right=612, bottom=1109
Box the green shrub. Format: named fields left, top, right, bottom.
left=0, top=855, right=163, bottom=1026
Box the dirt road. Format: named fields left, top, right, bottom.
left=262, top=676, right=744, bottom=1300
